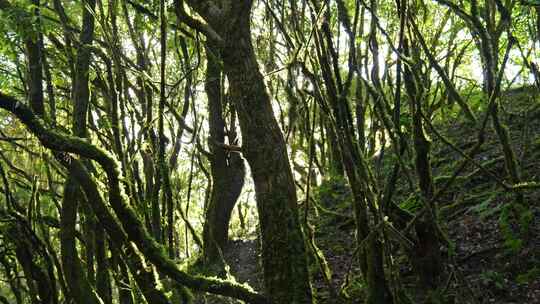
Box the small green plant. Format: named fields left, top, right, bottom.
left=479, top=270, right=505, bottom=289
left=399, top=194, right=422, bottom=213
left=516, top=266, right=540, bottom=284
left=469, top=193, right=500, bottom=220
left=499, top=201, right=533, bottom=254
left=314, top=175, right=352, bottom=209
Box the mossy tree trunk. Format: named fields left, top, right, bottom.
left=185, top=1, right=313, bottom=302
left=58, top=1, right=103, bottom=303
left=437, top=0, right=521, bottom=200
left=403, top=37, right=443, bottom=289
left=303, top=0, right=394, bottom=301
left=23, top=0, right=44, bottom=119
left=334, top=105, right=394, bottom=304
left=3, top=212, right=58, bottom=304
left=0, top=90, right=268, bottom=303
left=202, top=42, right=246, bottom=267
left=478, top=2, right=522, bottom=195
left=13, top=1, right=59, bottom=302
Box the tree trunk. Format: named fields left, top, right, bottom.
left=202, top=43, right=246, bottom=266
left=186, top=1, right=313, bottom=302
left=403, top=37, right=443, bottom=289
left=60, top=1, right=104, bottom=303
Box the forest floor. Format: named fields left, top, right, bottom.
left=194, top=86, right=540, bottom=304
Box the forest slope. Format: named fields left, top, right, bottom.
left=199, top=86, right=540, bottom=304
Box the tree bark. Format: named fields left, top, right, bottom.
left=0, top=91, right=267, bottom=304
left=185, top=1, right=313, bottom=302
left=58, top=1, right=106, bottom=303
left=403, top=35, right=443, bottom=290
left=202, top=42, right=246, bottom=266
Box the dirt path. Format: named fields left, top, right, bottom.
left=223, top=239, right=263, bottom=291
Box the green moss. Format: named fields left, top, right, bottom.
left=516, top=267, right=540, bottom=284
left=399, top=194, right=422, bottom=213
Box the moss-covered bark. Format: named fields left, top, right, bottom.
left=59, top=1, right=106, bottom=302
left=403, top=36, right=443, bottom=289
left=202, top=42, right=246, bottom=266
left=95, top=226, right=112, bottom=304
left=2, top=210, right=58, bottom=304
left=304, top=0, right=394, bottom=300
left=340, top=141, right=394, bottom=304
left=178, top=1, right=313, bottom=302
left=60, top=178, right=103, bottom=304
left=0, top=92, right=267, bottom=304
left=185, top=2, right=313, bottom=302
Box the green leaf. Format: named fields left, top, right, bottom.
left=520, top=0, right=540, bottom=6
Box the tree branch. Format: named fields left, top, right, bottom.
left=0, top=91, right=267, bottom=304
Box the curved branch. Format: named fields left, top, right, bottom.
left=0, top=91, right=267, bottom=304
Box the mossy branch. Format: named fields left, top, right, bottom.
left=0, top=92, right=267, bottom=304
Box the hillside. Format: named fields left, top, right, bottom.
left=195, top=87, right=540, bottom=304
